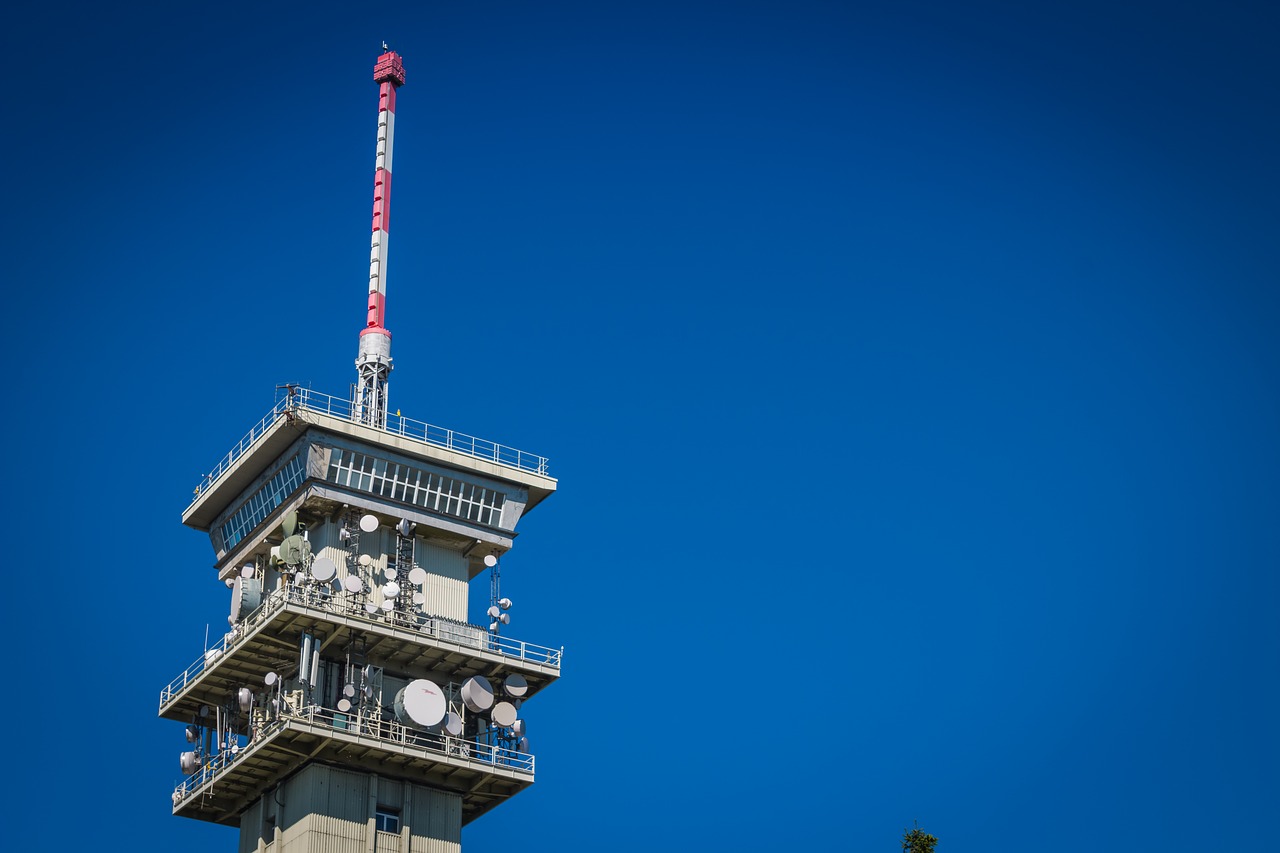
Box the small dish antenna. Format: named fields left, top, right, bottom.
left=441, top=711, right=463, bottom=737
left=484, top=554, right=498, bottom=567
left=264, top=672, right=279, bottom=687
left=383, top=566, right=397, bottom=580
left=343, top=575, right=364, bottom=593
left=499, top=597, right=512, bottom=610
left=241, top=564, right=256, bottom=578
left=412, top=592, right=425, bottom=605
left=311, top=556, right=337, bottom=583
left=503, top=673, right=528, bottom=698
left=491, top=700, right=517, bottom=728
left=337, top=698, right=352, bottom=713
left=238, top=687, right=253, bottom=712
left=278, top=534, right=310, bottom=566
left=384, top=582, right=400, bottom=598
left=397, top=518, right=413, bottom=537
left=358, top=554, right=373, bottom=567
left=365, top=602, right=380, bottom=614
left=408, top=567, right=427, bottom=585
left=380, top=599, right=395, bottom=612
left=281, top=510, right=298, bottom=537
left=180, top=751, right=201, bottom=775
left=460, top=675, right=494, bottom=713
left=359, top=514, right=379, bottom=533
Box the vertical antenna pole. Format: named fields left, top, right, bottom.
left=354, top=49, right=406, bottom=428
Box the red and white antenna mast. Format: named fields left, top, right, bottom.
left=354, top=47, right=406, bottom=428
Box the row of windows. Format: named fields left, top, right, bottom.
left=327, top=448, right=506, bottom=527
left=220, top=454, right=307, bottom=550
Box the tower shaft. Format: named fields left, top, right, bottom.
left=355, top=50, right=406, bottom=428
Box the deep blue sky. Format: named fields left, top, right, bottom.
left=2, top=1, right=1277, bottom=851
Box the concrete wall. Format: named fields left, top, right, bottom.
left=240, top=764, right=461, bottom=853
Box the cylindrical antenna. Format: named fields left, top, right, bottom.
left=354, top=49, right=406, bottom=429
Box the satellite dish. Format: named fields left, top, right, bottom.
left=503, top=673, right=528, bottom=698
left=238, top=687, right=253, bottom=712
left=204, top=648, right=222, bottom=663
left=185, top=725, right=199, bottom=743
left=499, top=597, right=512, bottom=610
left=441, top=711, right=463, bottom=737
left=412, top=592, right=425, bottom=605
left=384, top=582, right=400, bottom=598
left=230, top=576, right=244, bottom=621
left=337, top=698, right=352, bottom=713
left=343, top=575, right=364, bottom=593
left=499, top=613, right=510, bottom=625
left=408, top=567, right=427, bottom=585
left=460, top=675, right=494, bottom=713
left=359, top=514, right=379, bottom=533
left=343, top=683, right=356, bottom=698
left=311, top=556, right=337, bottom=582
left=278, top=535, right=311, bottom=566
left=281, top=510, right=298, bottom=537
left=199, top=705, right=211, bottom=718
left=225, top=578, right=236, bottom=588
left=517, top=736, right=528, bottom=751
left=365, top=602, right=379, bottom=614
left=397, top=518, right=412, bottom=538
left=489, top=621, right=498, bottom=631
left=180, top=751, right=201, bottom=775
left=358, top=554, right=373, bottom=568
left=512, top=718, right=526, bottom=737
left=394, top=679, right=447, bottom=727
left=484, top=554, right=498, bottom=567
left=339, top=527, right=352, bottom=541
left=241, top=564, right=256, bottom=578
left=491, top=701, right=517, bottom=728
left=264, top=672, right=278, bottom=687
left=380, top=599, right=394, bottom=612
left=487, top=605, right=500, bottom=619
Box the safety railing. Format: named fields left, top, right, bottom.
left=158, top=583, right=563, bottom=712
left=171, top=701, right=534, bottom=808
left=188, top=386, right=550, bottom=508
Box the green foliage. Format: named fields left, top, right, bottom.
left=902, top=821, right=938, bottom=853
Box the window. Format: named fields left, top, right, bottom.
left=327, top=448, right=506, bottom=528
left=375, top=807, right=400, bottom=833
left=220, top=453, right=306, bottom=549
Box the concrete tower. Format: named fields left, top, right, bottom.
left=158, top=50, right=561, bottom=852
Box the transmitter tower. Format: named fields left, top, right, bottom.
left=159, top=50, right=560, bottom=852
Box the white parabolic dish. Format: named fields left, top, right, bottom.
left=359, top=514, right=379, bottom=533
left=491, top=701, right=517, bottom=728
left=461, top=675, right=494, bottom=712
left=311, top=557, right=337, bottom=582
left=395, top=679, right=446, bottom=727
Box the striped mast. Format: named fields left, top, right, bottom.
left=354, top=48, right=406, bottom=428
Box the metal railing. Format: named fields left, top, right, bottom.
left=171, top=701, right=534, bottom=808
left=188, top=386, right=550, bottom=507
left=159, top=583, right=563, bottom=712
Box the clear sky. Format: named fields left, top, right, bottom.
left=2, top=1, right=1277, bottom=851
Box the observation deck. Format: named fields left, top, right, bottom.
left=171, top=699, right=534, bottom=827
left=183, top=386, right=555, bottom=535
left=159, top=583, right=561, bottom=721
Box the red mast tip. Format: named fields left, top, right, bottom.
left=374, top=51, right=405, bottom=87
